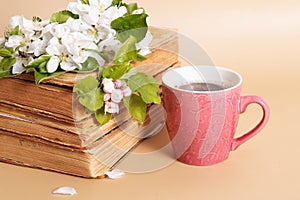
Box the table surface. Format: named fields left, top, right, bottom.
left=1, top=0, right=300, bottom=199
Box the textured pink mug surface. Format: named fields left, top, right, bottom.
left=162, top=66, right=270, bottom=166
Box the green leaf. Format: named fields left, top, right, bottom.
left=95, top=107, right=112, bottom=125
left=73, top=76, right=104, bottom=112
left=136, top=53, right=147, bottom=62
left=0, top=57, right=16, bottom=71
left=73, top=76, right=98, bottom=94
left=114, top=35, right=137, bottom=64
left=0, top=70, right=13, bottom=78
left=0, top=57, right=15, bottom=78
left=127, top=72, right=161, bottom=104
left=37, top=61, right=48, bottom=73
left=50, top=10, right=79, bottom=24
left=120, top=68, right=139, bottom=80
left=26, top=56, right=51, bottom=69
left=137, top=84, right=161, bottom=104
left=10, top=26, right=22, bottom=36
left=98, top=66, right=105, bottom=79
left=123, top=96, right=130, bottom=109
left=76, top=57, right=99, bottom=73
left=80, top=0, right=89, bottom=4
left=26, top=56, right=51, bottom=75
left=127, top=72, right=157, bottom=91
left=34, top=70, right=66, bottom=84
left=102, top=63, right=131, bottom=80
left=125, top=94, right=147, bottom=124
left=79, top=87, right=103, bottom=112
left=111, top=13, right=148, bottom=43
left=126, top=3, right=138, bottom=14
left=111, top=0, right=124, bottom=7
left=0, top=48, right=13, bottom=58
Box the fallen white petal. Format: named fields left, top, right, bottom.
left=52, top=186, right=77, bottom=195
left=105, top=169, right=125, bottom=179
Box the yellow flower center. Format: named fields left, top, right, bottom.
left=34, top=21, right=40, bottom=26
left=89, top=28, right=97, bottom=36
left=60, top=54, right=68, bottom=62
left=98, top=4, right=106, bottom=12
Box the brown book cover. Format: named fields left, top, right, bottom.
left=0, top=27, right=178, bottom=178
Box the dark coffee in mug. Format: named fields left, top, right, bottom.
left=178, top=82, right=227, bottom=91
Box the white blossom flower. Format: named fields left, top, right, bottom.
left=62, top=33, right=89, bottom=61
left=46, top=37, right=77, bottom=72
left=68, top=2, right=99, bottom=26
left=46, top=37, right=65, bottom=56
left=9, top=16, right=35, bottom=37
left=122, top=86, right=132, bottom=97
left=102, top=78, right=115, bottom=93
left=111, top=89, right=123, bottom=103
left=65, top=18, right=95, bottom=40
left=92, top=0, right=113, bottom=12
left=6, top=16, right=48, bottom=57
left=49, top=23, right=71, bottom=39
left=96, top=6, right=127, bottom=41
left=69, top=19, right=101, bottom=43
left=97, top=24, right=117, bottom=42
left=105, top=101, right=119, bottom=114
left=68, top=0, right=113, bottom=26
left=42, top=23, right=54, bottom=43
left=5, top=34, right=45, bottom=57
left=62, top=32, right=104, bottom=66
left=12, top=56, right=33, bottom=74
left=32, top=19, right=50, bottom=32
left=61, top=59, right=77, bottom=71
left=9, top=16, right=49, bottom=38
left=12, top=59, right=26, bottom=74
left=5, top=35, right=24, bottom=49
left=28, top=38, right=47, bottom=57
left=64, top=19, right=104, bottom=60
left=98, top=36, right=121, bottom=55
left=98, top=5, right=127, bottom=26
left=44, top=19, right=105, bottom=73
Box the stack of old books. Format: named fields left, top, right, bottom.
left=0, top=27, right=178, bottom=178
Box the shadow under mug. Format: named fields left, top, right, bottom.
left=162, top=66, right=270, bottom=166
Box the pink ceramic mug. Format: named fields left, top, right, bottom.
left=162, top=66, right=270, bottom=166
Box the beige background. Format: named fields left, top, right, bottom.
left=1, top=0, right=300, bottom=199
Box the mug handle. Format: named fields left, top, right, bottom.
left=231, top=96, right=270, bottom=151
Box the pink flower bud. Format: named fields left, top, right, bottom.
left=114, top=80, right=122, bottom=88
